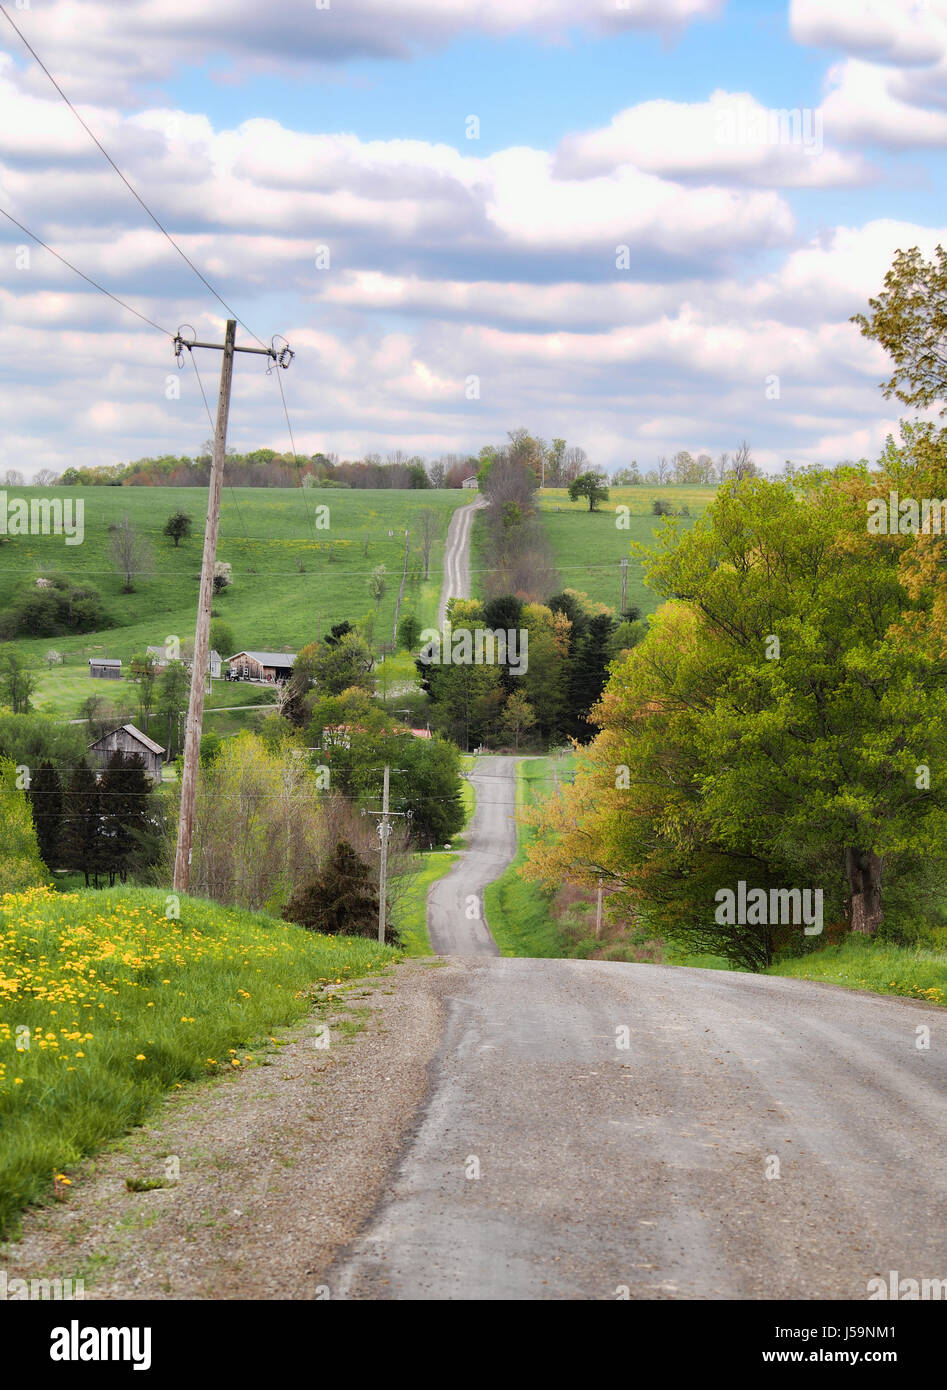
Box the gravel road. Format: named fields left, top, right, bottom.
left=330, top=958, right=947, bottom=1300
left=438, top=495, right=486, bottom=628
left=427, top=755, right=517, bottom=955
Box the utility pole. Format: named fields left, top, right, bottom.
left=620, top=557, right=628, bottom=618
left=377, top=763, right=391, bottom=943
left=595, top=877, right=603, bottom=938
left=172, top=322, right=293, bottom=893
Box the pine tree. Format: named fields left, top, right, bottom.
left=61, top=764, right=104, bottom=887
left=100, top=752, right=154, bottom=886
left=28, top=760, right=63, bottom=871
left=282, top=840, right=398, bottom=943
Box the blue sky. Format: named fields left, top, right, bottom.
left=1, top=0, right=947, bottom=478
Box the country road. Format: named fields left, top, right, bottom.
left=329, top=745, right=947, bottom=1299
left=427, top=755, right=517, bottom=955
left=330, top=958, right=947, bottom=1299
left=438, top=494, right=486, bottom=628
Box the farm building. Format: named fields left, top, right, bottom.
left=226, top=650, right=296, bottom=683
left=461, top=476, right=479, bottom=489
left=89, top=658, right=122, bottom=680
left=87, top=724, right=165, bottom=782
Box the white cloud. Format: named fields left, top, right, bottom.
left=790, top=0, right=947, bottom=66
left=555, top=91, right=871, bottom=187
left=822, top=58, right=947, bottom=147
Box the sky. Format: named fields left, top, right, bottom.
left=1, top=0, right=947, bottom=479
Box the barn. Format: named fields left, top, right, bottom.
left=89, top=658, right=122, bottom=680
left=87, top=724, right=165, bottom=782
left=226, top=650, right=296, bottom=683
left=461, top=476, right=479, bottom=490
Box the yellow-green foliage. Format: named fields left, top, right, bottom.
left=0, top=757, right=47, bottom=892
left=0, top=884, right=396, bottom=1235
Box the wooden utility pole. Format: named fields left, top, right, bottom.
left=172, top=321, right=293, bottom=893
left=620, top=557, right=628, bottom=618
left=595, top=877, right=603, bottom=938
left=377, top=763, right=391, bottom=943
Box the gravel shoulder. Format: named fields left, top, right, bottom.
left=0, top=958, right=461, bottom=1300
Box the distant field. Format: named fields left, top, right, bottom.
left=1, top=487, right=469, bottom=721
left=533, top=485, right=715, bottom=614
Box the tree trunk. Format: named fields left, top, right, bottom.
left=845, top=848, right=883, bottom=934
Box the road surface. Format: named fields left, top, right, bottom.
left=438, top=495, right=486, bottom=628
left=329, top=958, right=947, bottom=1299
left=426, top=755, right=517, bottom=955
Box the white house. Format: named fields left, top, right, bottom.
left=462, top=476, right=479, bottom=490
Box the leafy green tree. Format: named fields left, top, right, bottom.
left=0, top=756, right=48, bottom=890
left=397, top=613, right=421, bottom=651
left=209, top=620, right=235, bottom=657
left=310, top=631, right=375, bottom=697
left=0, top=651, right=37, bottom=714
left=500, top=690, right=536, bottom=750
left=162, top=510, right=193, bottom=547
left=368, top=564, right=387, bottom=609
left=128, top=653, right=158, bottom=732
left=852, top=244, right=947, bottom=413
left=568, top=471, right=610, bottom=512
left=156, top=660, right=190, bottom=758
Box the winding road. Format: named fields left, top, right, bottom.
left=438, top=494, right=486, bottom=628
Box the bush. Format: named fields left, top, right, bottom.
left=651, top=498, right=673, bottom=516
left=0, top=575, right=107, bottom=638
left=282, top=840, right=400, bottom=945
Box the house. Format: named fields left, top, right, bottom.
left=87, top=724, right=165, bottom=781
left=89, top=658, right=122, bottom=680
left=461, top=476, right=479, bottom=490
left=226, top=650, right=296, bottom=684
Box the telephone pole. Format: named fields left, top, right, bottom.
left=172, top=321, right=294, bottom=893
left=620, top=557, right=628, bottom=618
left=377, top=764, right=391, bottom=943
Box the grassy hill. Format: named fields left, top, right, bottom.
left=533, top=485, right=716, bottom=614
left=1, top=487, right=469, bottom=721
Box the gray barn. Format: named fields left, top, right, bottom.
left=87, top=724, right=165, bottom=782
left=89, top=658, right=122, bottom=680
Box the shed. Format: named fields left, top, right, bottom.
left=461, top=476, right=479, bottom=489
left=89, top=658, right=122, bottom=680
left=226, top=650, right=296, bottom=684
left=87, top=724, right=165, bottom=781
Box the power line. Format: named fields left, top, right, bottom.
left=0, top=2, right=265, bottom=347
left=0, top=203, right=171, bottom=337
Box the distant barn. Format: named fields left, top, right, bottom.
left=227, top=650, right=296, bottom=684
left=461, top=476, right=479, bottom=489
left=87, top=724, right=165, bottom=782
left=89, top=658, right=122, bottom=680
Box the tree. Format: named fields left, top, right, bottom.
left=128, top=653, right=158, bottom=732
left=45, top=649, right=62, bottom=670
left=500, top=691, right=536, bottom=750
left=306, top=630, right=375, bottom=697
left=0, top=756, right=48, bottom=890
left=368, top=564, right=387, bottom=609
left=418, top=507, right=438, bottom=580
left=566, top=612, right=616, bottom=740
left=730, top=441, right=757, bottom=482
left=61, top=763, right=105, bottom=888
left=398, top=613, right=421, bottom=651
left=156, top=660, right=190, bottom=758
left=28, top=760, right=63, bottom=871
left=0, top=651, right=37, bottom=714
left=568, top=472, right=610, bottom=512
left=428, top=459, right=445, bottom=488
left=656, top=455, right=671, bottom=485
left=281, top=840, right=392, bottom=941
left=109, top=515, right=153, bottom=592
left=209, top=620, right=235, bottom=657
left=163, top=509, right=193, bottom=547
left=853, top=244, right=947, bottom=413
left=99, top=752, right=158, bottom=885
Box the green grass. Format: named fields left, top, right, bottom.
left=533, top=486, right=715, bottom=614
left=2, top=487, right=469, bottom=720
left=391, top=852, right=458, bottom=956
left=484, top=756, right=572, bottom=957
left=767, top=936, right=947, bottom=1007
left=0, top=883, right=396, bottom=1237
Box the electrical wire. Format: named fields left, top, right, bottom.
left=0, top=2, right=265, bottom=347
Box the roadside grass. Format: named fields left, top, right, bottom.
left=392, top=852, right=458, bottom=956
left=766, top=936, right=947, bottom=1007
left=484, top=757, right=569, bottom=957
left=2, top=488, right=466, bottom=719
left=0, top=884, right=396, bottom=1237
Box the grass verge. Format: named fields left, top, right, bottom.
left=0, top=884, right=395, bottom=1237
left=484, top=757, right=565, bottom=957
left=766, top=936, right=947, bottom=1006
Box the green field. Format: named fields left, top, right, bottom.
left=0, top=883, right=396, bottom=1237
left=0, top=486, right=469, bottom=722
left=533, top=486, right=715, bottom=614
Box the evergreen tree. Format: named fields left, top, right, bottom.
left=61, top=764, right=104, bottom=887
left=100, top=752, right=155, bottom=886
left=28, top=760, right=63, bottom=870
left=282, top=840, right=398, bottom=943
